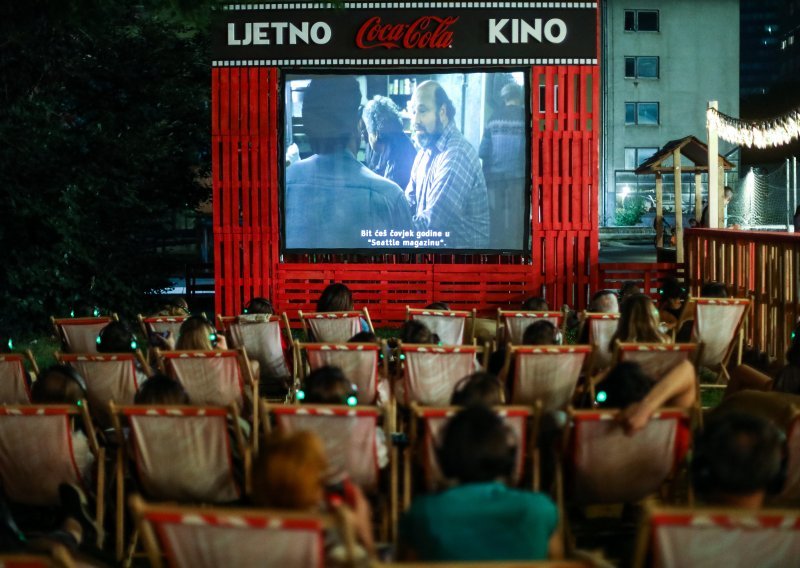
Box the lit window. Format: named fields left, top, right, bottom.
left=624, top=56, right=659, bottom=79
left=624, top=10, right=659, bottom=32
left=625, top=102, right=660, bottom=125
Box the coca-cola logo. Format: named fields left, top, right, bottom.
left=356, top=15, right=458, bottom=50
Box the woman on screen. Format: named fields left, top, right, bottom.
left=362, top=95, right=417, bottom=191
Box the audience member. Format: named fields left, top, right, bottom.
left=657, top=276, right=686, bottom=331
left=175, top=315, right=227, bottom=351
left=619, top=281, right=641, bottom=304
left=134, top=374, right=190, bottom=405
left=589, top=290, right=619, bottom=313
left=450, top=372, right=505, bottom=407
left=609, top=293, right=668, bottom=350
left=349, top=331, right=378, bottom=343
left=151, top=297, right=190, bottom=317
left=700, top=281, right=729, bottom=298
left=398, top=320, right=436, bottom=345
left=521, top=297, right=549, bottom=311
left=301, top=366, right=359, bottom=405
left=96, top=320, right=149, bottom=385
left=243, top=297, right=273, bottom=315
left=774, top=321, right=800, bottom=394
left=425, top=302, right=451, bottom=311
left=315, top=283, right=370, bottom=336
left=399, top=406, right=561, bottom=561
left=522, top=320, right=561, bottom=346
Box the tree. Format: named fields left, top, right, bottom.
left=0, top=1, right=210, bottom=335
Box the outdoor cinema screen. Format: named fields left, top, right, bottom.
left=281, top=69, right=531, bottom=254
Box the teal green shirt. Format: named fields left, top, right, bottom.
left=399, top=482, right=558, bottom=562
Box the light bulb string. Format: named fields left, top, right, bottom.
left=707, top=106, right=800, bottom=149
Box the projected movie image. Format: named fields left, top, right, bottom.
left=282, top=70, right=530, bottom=253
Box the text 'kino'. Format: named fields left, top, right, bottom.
left=489, top=18, right=567, bottom=44
left=228, top=22, right=333, bottom=45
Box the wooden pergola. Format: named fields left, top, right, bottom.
left=635, top=135, right=735, bottom=262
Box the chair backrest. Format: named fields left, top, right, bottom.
left=228, top=314, right=292, bottom=379
left=497, top=309, right=565, bottom=344
left=634, top=505, right=800, bottom=568
left=0, top=405, right=91, bottom=506
left=506, top=346, right=591, bottom=411
left=132, top=498, right=327, bottom=568
left=298, top=342, right=384, bottom=404
left=268, top=404, right=382, bottom=490
left=113, top=405, right=242, bottom=502
left=613, top=342, right=701, bottom=382
left=159, top=349, right=249, bottom=410
left=137, top=315, right=195, bottom=341
left=400, top=344, right=481, bottom=406
left=568, top=409, right=690, bottom=505
left=0, top=354, right=33, bottom=404
left=414, top=406, right=531, bottom=491
left=583, top=312, right=620, bottom=370
left=781, top=410, right=800, bottom=502
left=690, top=298, right=750, bottom=369
left=51, top=315, right=117, bottom=354
left=57, top=352, right=144, bottom=426
left=407, top=307, right=474, bottom=345
left=298, top=311, right=366, bottom=343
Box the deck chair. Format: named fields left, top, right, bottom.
left=0, top=351, right=38, bottom=404
left=633, top=503, right=800, bottom=568
left=296, top=341, right=386, bottom=404
left=110, top=404, right=249, bottom=560
left=298, top=308, right=374, bottom=343
left=137, top=314, right=199, bottom=343
left=56, top=351, right=151, bottom=427
left=499, top=345, right=592, bottom=411
left=406, top=306, right=475, bottom=345
left=405, top=404, right=532, bottom=506
left=612, top=342, right=702, bottom=382
left=131, top=497, right=336, bottom=568
left=496, top=309, right=566, bottom=344
left=582, top=312, right=620, bottom=372
left=397, top=343, right=485, bottom=407
left=778, top=408, right=800, bottom=504
left=225, top=314, right=294, bottom=390
left=51, top=314, right=118, bottom=354
left=0, top=404, right=105, bottom=548
left=677, top=298, right=750, bottom=382
left=560, top=408, right=691, bottom=506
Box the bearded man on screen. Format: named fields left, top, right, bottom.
left=405, top=81, right=490, bottom=249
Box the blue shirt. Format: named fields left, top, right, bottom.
left=405, top=123, right=490, bottom=249
left=285, top=151, right=413, bottom=249
left=399, top=482, right=558, bottom=562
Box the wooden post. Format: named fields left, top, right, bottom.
left=707, top=101, right=719, bottom=228
left=694, top=172, right=703, bottom=226
left=673, top=149, right=684, bottom=262
left=718, top=164, right=725, bottom=227
left=655, top=172, right=663, bottom=248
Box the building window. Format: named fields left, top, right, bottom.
left=624, top=147, right=659, bottom=169
left=625, top=102, right=660, bottom=125
left=624, top=56, right=659, bottom=78
left=624, top=9, right=659, bottom=32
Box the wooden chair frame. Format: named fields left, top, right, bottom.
left=50, top=314, right=118, bottom=353
left=406, top=306, right=476, bottom=345
left=496, top=308, right=568, bottom=344
left=298, top=308, right=375, bottom=342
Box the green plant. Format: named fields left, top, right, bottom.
left=614, top=196, right=648, bottom=226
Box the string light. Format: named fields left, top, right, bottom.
left=707, top=106, right=800, bottom=148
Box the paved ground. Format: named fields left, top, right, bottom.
left=598, top=239, right=657, bottom=264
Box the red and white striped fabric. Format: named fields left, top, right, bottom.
left=271, top=405, right=380, bottom=490
left=615, top=343, right=698, bottom=381
left=417, top=407, right=530, bottom=491
left=52, top=316, right=115, bottom=353
left=58, top=353, right=141, bottom=423
left=139, top=315, right=193, bottom=340
left=569, top=409, right=689, bottom=505
left=302, top=343, right=380, bottom=403
left=300, top=311, right=363, bottom=343
left=400, top=345, right=479, bottom=406
left=141, top=506, right=325, bottom=568
left=511, top=345, right=590, bottom=411
left=692, top=299, right=749, bottom=369
left=119, top=406, right=240, bottom=502
left=0, top=355, right=31, bottom=404
left=644, top=507, right=800, bottom=568
left=585, top=313, right=620, bottom=369
left=781, top=413, right=800, bottom=502
left=162, top=350, right=246, bottom=410
left=408, top=309, right=470, bottom=345
left=229, top=316, right=290, bottom=379
left=0, top=406, right=87, bottom=506
left=499, top=311, right=564, bottom=345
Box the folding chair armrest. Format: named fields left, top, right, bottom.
left=363, top=306, right=375, bottom=334
left=24, top=349, right=40, bottom=375
left=78, top=399, right=102, bottom=456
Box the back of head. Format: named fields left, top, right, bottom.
left=302, top=76, right=362, bottom=154
left=500, top=82, right=523, bottom=104
left=589, top=290, right=619, bottom=313
left=349, top=331, right=377, bottom=343
left=522, top=320, right=560, bottom=346
left=786, top=321, right=800, bottom=368
left=97, top=321, right=138, bottom=353
left=451, top=372, right=505, bottom=407
left=252, top=431, right=328, bottom=509
left=692, top=411, right=784, bottom=499
left=399, top=320, right=433, bottom=344
left=134, top=374, right=190, bottom=405
left=594, top=362, right=653, bottom=408
left=619, top=281, right=641, bottom=302
left=659, top=276, right=685, bottom=302
left=615, top=293, right=664, bottom=344
left=521, top=296, right=548, bottom=311
left=316, top=283, right=354, bottom=313
left=31, top=365, right=87, bottom=405
left=176, top=315, right=216, bottom=350
left=700, top=281, right=729, bottom=298
left=244, top=297, right=274, bottom=315
left=362, top=95, right=404, bottom=137
left=425, top=302, right=451, bottom=311
left=301, top=365, right=357, bottom=405
left=437, top=405, right=516, bottom=484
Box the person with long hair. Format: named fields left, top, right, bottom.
left=609, top=294, right=669, bottom=351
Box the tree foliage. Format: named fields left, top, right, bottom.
left=0, top=1, right=210, bottom=335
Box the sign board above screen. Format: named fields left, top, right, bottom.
left=212, top=2, right=598, bottom=67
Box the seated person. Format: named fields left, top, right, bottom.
left=577, top=289, right=620, bottom=343
left=691, top=411, right=785, bottom=509
left=96, top=320, right=149, bottom=385
left=425, top=302, right=450, bottom=311
left=150, top=297, right=190, bottom=317
left=243, top=297, right=273, bottom=315
left=348, top=331, right=378, bottom=343
left=657, top=276, right=686, bottom=331
left=619, top=281, right=641, bottom=305
left=774, top=320, right=800, bottom=395
left=522, top=320, right=562, bottom=346
left=608, top=293, right=669, bottom=351
left=676, top=280, right=731, bottom=342
left=314, top=283, right=370, bottom=337
left=175, top=315, right=228, bottom=351
left=134, top=373, right=190, bottom=405
left=521, top=297, right=548, bottom=311
left=397, top=320, right=437, bottom=345
left=450, top=372, right=505, bottom=407
left=399, top=405, right=561, bottom=562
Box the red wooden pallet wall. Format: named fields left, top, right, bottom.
left=212, top=64, right=599, bottom=324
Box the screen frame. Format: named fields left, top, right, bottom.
left=278, top=67, right=533, bottom=256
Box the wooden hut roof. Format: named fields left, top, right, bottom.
left=634, top=135, right=735, bottom=174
